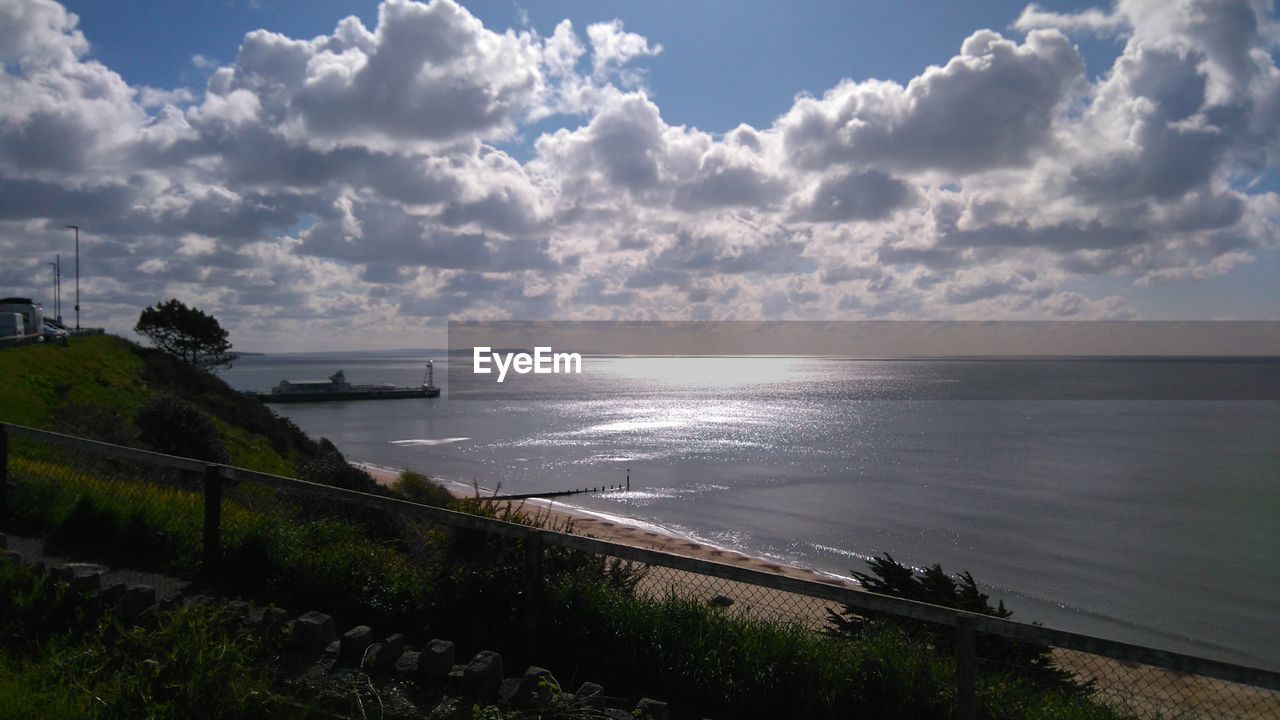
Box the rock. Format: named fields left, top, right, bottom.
left=445, top=665, right=466, bottom=696
left=116, top=585, right=156, bottom=622
left=427, top=697, right=461, bottom=718
left=498, top=677, right=521, bottom=705
left=98, top=582, right=128, bottom=605
left=52, top=562, right=104, bottom=589
left=421, top=639, right=455, bottom=678
left=288, top=611, right=335, bottom=652
left=511, top=666, right=559, bottom=707
left=225, top=600, right=251, bottom=619
left=260, top=606, right=288, bottom=631
left=575, top=681, right=606, bottom=710
left=462, top=651, right=503, bottom=699
left=370, top=633, right=406, bottom=671
left=393, top=650, right=421, bottom=680
left=339, top=625, right=375, bottom=666
left=635, top=698, right=669, bottom=720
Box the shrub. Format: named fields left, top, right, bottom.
left=828, top=553, right=1086, bottom=694
left=134, top=393, right=229, bottom=463
left=389, top=470, right=454, bottom=508
left=295, top=450, right=376, bottom=492
left=136, top=347, right=320, bottom=460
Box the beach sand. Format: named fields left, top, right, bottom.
left=354, top=462, right=857, bottom=627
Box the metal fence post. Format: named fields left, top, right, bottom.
left=0, top=424, right=8, bottom=526
left=956, top=615, right=977, bottom=720
left=202, top=465, right=222, bottom=581
left=524, top=532, right=543, bottom=648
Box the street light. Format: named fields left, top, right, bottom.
left=47, top=256, right=60, bottom=321
left=65, top=225, right=79, bottom=332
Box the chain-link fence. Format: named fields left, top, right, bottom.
left=2, top=421, right=1277, bottom=719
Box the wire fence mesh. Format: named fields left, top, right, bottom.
left=2, top=422, right=1278, bottom=720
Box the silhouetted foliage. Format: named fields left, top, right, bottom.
left=135, top=299, right=237, bottom=370
left=296, top=450, right=376, bottom=492
left=136, top=345, right=319, bottom=460
left=828, top=553, right=1088, bottom=695
left=134, top=393, right=229, bottom=464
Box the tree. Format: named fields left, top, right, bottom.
left=135, top=299, right=237, bottom=370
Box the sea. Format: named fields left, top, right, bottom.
left=219, top=352, right=1280, bottom=671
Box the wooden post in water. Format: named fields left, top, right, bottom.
left=202, top=465, right=222, bottom=582
left=956, top=615, right=977, bottom=720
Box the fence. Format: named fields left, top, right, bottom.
left=1, top=421, right=1277, bottom=719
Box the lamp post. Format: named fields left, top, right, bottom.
left=47, top=256, right=60, bottom=321
left=65, top=225, right=79, bottom=332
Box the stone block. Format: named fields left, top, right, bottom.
left=422, top=639, right=455, bottom=678
left=462, top=650, right=503, bottom=699
left=339, top=625, right=374, bottom=666
left=288, top=611, right=335, bottom=652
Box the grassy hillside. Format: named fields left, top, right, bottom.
left=0, top=335, right=317, bottom=475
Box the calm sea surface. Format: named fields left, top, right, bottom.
left=220, top=353, right=1280, bottom=670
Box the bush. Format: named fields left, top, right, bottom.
left=137, top=347, right=320, bottom=461
left=134, top=393, right=229, bottom=463
left=295, top=450, right=376, bottom=492
left=828, top=554, right=1086, bottom=694
left=390, top=470, right=454, bottom=508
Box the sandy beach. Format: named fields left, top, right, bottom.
left=354, top=461, right=859, bottom=628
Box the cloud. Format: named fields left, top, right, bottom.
left=0, top=0, right=1277, bottom=348
left=778, top=29, right=1085, bottom=174
left=587, top=19, right=662, bottom=79
left=205, top=0, right=551, bottom=150
left=794, top=170, right=916, bottom=222
left=1012, top=4, right=1129, bottom=36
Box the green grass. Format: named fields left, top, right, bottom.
left=0, top=561, right=311, bottom=719
left=0, top=335, right=144, bottom=428
left=0, top=334, right=314, bottom=474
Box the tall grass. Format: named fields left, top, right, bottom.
left=0, top=561, right=310, bottom=719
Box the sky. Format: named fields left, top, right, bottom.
left=2, top=0, right=1278, bottom=351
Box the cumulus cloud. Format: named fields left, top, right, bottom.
left=587, top=20, right=662, bottom=79
left=778, top=29, right=1086, bottom=174
left=1, top=0, right=1277, bottom=348
left=1012, top=4, right=1129, bottom=36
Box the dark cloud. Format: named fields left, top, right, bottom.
left=794, top=170, right=915, bottom=222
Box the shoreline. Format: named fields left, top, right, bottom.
left=353, top=461, right=859, bottom=591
